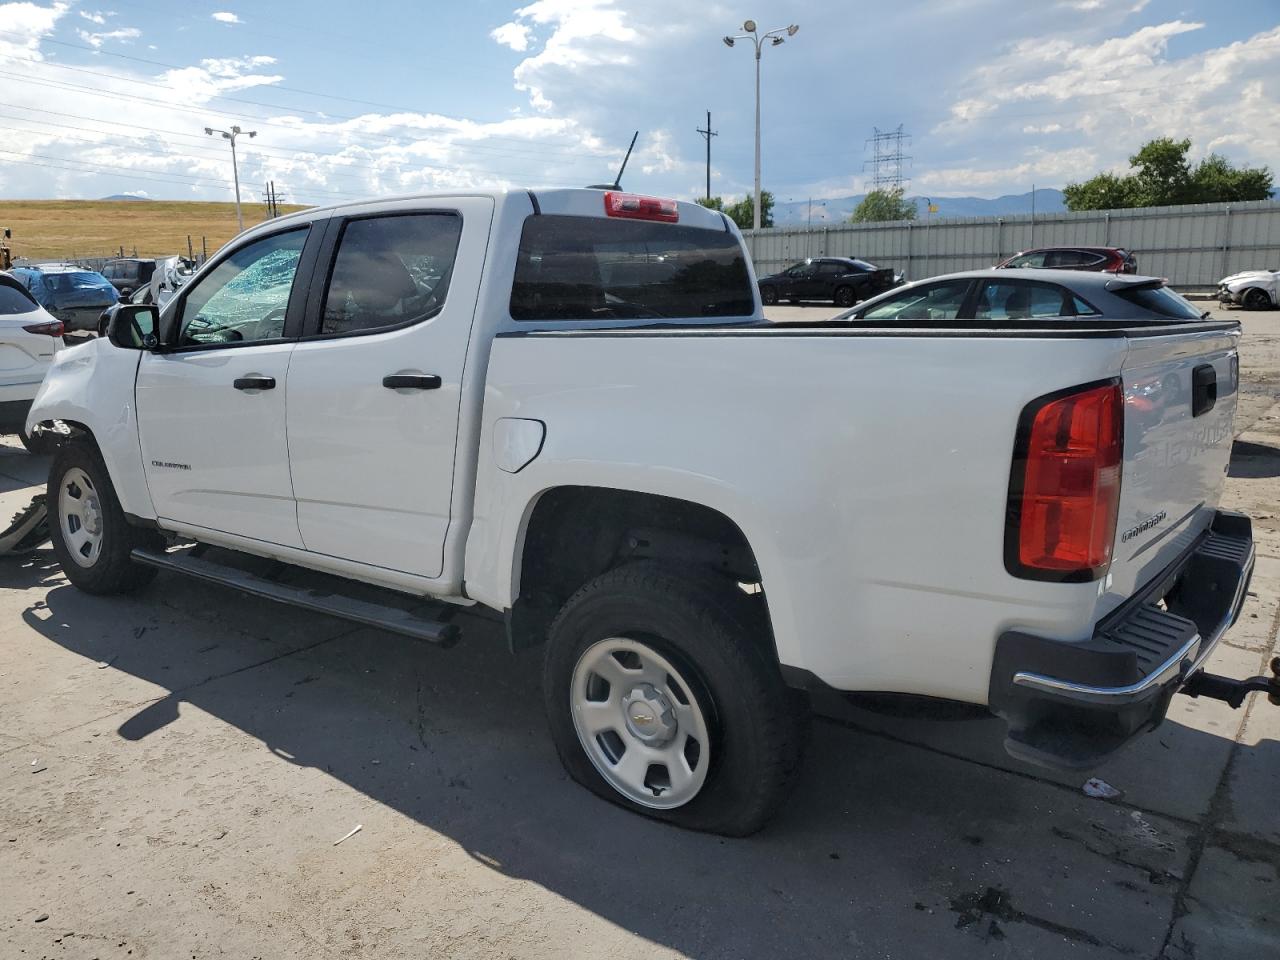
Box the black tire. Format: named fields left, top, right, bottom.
left=48, top=441, right=162, bottom=594
left=760, top=286, right=778, bottom=305
left=834, top=285, right=856, bottom=308
left=1243, top=288, right=1273, bottom=311
left=18, top=428, right=57, bottom=456
left=543, top=561, right=805, bottom=836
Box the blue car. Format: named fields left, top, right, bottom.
left=10, top=263, right=121, bottom=332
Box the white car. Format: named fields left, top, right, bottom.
left=1218, top=269, right=1278, bottom=310
left=25, top=188, right=1271, bottom=834
left=0, top=272, right=64, bottom=452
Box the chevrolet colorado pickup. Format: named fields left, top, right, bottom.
left=26, top=188, right=1272, bottom=835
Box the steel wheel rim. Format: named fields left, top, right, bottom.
left=58, top=466, right=105, bottom=568
left=570, top=637, right=712, bottom=809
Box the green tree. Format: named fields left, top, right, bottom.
left=1064, top=138, right=1272, bottom=211
left=849, top=187, right=917, bottom=223
left=702, top=191, right=773, bottom=229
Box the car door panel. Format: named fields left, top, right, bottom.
left=286, top=198, right=494, bottom=578
left=135, top=223, right=321, bottom=549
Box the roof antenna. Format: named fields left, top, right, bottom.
left=589, top=131, right=640, bottom=190
left=612, top=131, right=639, bottom=189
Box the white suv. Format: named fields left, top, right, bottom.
left=0, top=272, right=64, bottom=452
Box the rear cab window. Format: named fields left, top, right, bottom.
left=510, top=215, right=754, bottom=321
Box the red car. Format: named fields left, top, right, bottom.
left=996, top=246, right=1137, bottom=274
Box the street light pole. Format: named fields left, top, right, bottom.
left=723, top=20, right=799, bottom=232
left=204, top=124, right=257, bottom=232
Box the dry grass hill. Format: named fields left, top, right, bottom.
left=0, top=199, right=308, bottom=262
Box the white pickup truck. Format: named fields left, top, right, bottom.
left=27, top=188, right=1272, bottom=835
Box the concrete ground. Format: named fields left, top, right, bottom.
left=2, top=306, right=1278, bottom=959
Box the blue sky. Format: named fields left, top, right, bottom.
left=0, top=0, right=1276, bottom=206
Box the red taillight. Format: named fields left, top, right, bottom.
left=603, top=191, right=679, bottom=223
left=1006, top=380, right=1123, bottom=581
left=22, top=320, right=64, bottom=337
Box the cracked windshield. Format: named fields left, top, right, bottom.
left=179, top=228, right=308, bottom=345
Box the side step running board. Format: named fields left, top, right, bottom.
left=131, top=547, right=461, bottom=648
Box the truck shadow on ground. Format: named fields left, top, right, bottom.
left=9, top=548, right=1279, bottom=959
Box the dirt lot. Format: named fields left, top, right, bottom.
left=1, top=306, right=1278, bottom=959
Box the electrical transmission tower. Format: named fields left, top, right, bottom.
left=864, top=125, right=912, bottom=192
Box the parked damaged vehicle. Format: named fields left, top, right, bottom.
left=1218, top=269, right=1278, bottom=310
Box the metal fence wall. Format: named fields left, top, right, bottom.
left=742, top=199, right=1280, bottom=289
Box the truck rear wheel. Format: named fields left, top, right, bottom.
left=543, top=561, right=803, bottom=836
left=48, top=442, right=161, bottom=594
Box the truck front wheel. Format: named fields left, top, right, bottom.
left=48, top=442, right=162, bottom=594
left=543, top=561, right=803, bottom=836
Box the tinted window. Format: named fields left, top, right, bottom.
left=817, top=262, right=846, bottom=277
left=100, top=263, right=118, bottom=280
left=1111, top=283, right=1202, bottom=320
left=860, top=280, right=970, bottom=321
left=1072, top=295, right=1101, bottom=316
left=178, top=227, right=308, bottom=346
left=1006, top=252, right=1046, bottom=268
left=974, top=281, right=1068, bottom=320
left=0, top=279, right=36, bottom=315
left=850, top=259, right=877, bottom=271
left=510, top=215, right=754, bottom=321
left=785, top=262, right=813, bottom=278
left=321, top=214, right=462, bottom=336
left=1046, top=250, right=1103, bottom=268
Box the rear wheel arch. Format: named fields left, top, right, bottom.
left=507, top=486, right=775, bottom=656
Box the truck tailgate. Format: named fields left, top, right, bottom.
left=1103, top=326, right=1239, bottom=613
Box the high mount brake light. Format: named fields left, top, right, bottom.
left=603, top=191, right=679, bottom=223
left=22, top=320, right=64, bottom=337
left=1005, top=379, right=1123, bottom=582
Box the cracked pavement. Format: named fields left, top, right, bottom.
left=1, top=305, right=1278, bottom=959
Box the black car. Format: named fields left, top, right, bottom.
left=101, top=258, right=158, bottom=297
left=757, top=257, right=900, bottom=307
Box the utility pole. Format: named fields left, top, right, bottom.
left=696, top=111, right=718, bottom=202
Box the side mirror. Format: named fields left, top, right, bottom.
left=104, top=302, right=162, bottom=350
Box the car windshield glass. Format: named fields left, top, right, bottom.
left=510, top=214, right=754, bottom=320
left=0, top=280, right=36, bottom=315
left=850, top=259, right=877, bottom=271
left=1112, top=283, right=1202, bottom=320
left=43, top=271, right=117, bottom=305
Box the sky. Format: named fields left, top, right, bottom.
left=0, top=0, right=1275, bottom=207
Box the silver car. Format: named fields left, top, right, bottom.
left=831, top=268, right=1207, bottom=324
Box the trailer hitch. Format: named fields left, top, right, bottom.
left=1181, top=656, right=1280, bottom=709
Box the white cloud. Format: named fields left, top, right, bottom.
left=76, top=26, right=140, bottom=48
left=491, top=21, right=531, bottom=51
left=497, top=0, right=640, bottom=110
left=0, top=1, right=69, bottom=60
left=211, top=11, right=240, bottom=24
left=932, top=20, right=1280, bottom=191
left=78, top=9, right=108, bottom=25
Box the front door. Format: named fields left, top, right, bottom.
left=135, top=224, right=316, bottom=548
left=285, top=199, right=493, bottom=578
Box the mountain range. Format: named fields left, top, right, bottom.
left=771, top=189, right=1067, bottom=226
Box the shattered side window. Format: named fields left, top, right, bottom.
left=178, top=227, right=308, bottom=346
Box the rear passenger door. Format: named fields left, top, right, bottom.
left=285, top=199, right=493, bottom=579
